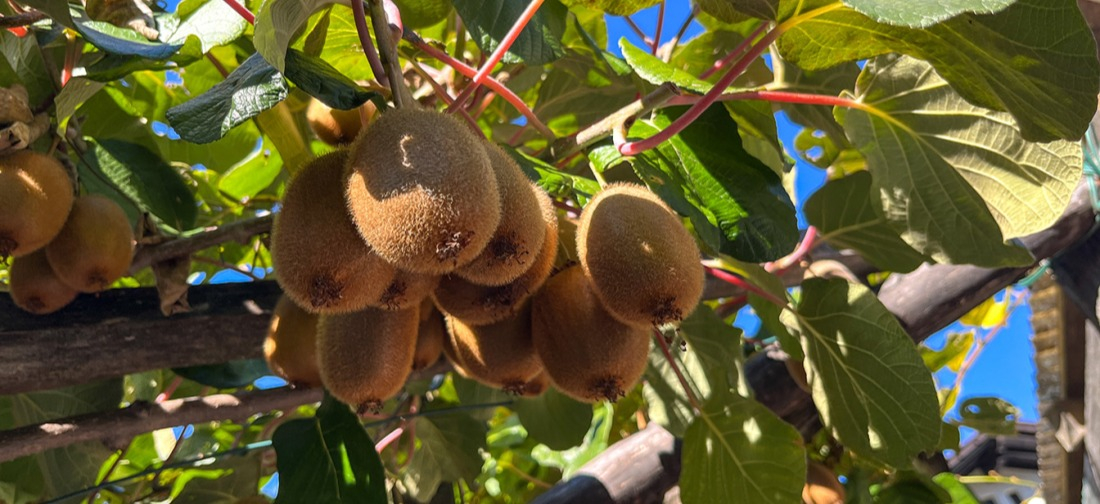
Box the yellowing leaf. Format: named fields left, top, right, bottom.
left=960, top=295, right=1009, bottom=329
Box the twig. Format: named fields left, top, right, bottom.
left=221, top=0, right=255, bottom=25
left=653, top=330, right=702, bottom=411
left=0, top=386, right=324, bottom=464
left=374, top=426, right=404, bottom=452
left=192, top=256, right=265, bottom=282
left=652, top=0, right=666, bottom=55
left=448, top=0, right=545, bottom=111
left=550, top=82, right=679, bottom=160
left=0, top=10, right=46, bottom=28
left=128, top=215, right=273, bottom=274
left=663, top=5, right=697, bottom=61
left=351, top=0, right=390, bottom=89
left=623, top=16, right=652, bottom=47
left=368, top=0, right=413, bottom=107
left=766, top=226, right=818, bottom=274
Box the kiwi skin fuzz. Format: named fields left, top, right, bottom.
left=345, top=107, right=501, bottom=274
left=317, top=305, right=419, bottom=415
left=306, top=99, right=376, bottom=146
left=412, top=298, right=446, bottom=371
left=531, top=265, right=651, bottom=403
left=577, top=183, right=704, bottom=327
left=264, top=296, right=323, bottom=388
left=432, top=197, right=557, bottom=325
left=803, top=461, right=845, bottom=504
left=455, top=145, right=547, bottom=286
left=10, top=249, right=79, bottom=315
left=445, top=302, right=543, bottom=394
left=518, top=371, right=549, bottom=397
left=45, top=195, right=134, bottom=293
left=373, top=270, right=440, bottom=311
left=272, top=150, right=396, bottom=314
left=0, top=150, right=74, bottom=258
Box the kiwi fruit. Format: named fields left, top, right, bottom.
left=445, top=302, right=542, bottom=394
left=518, top=371, right=549, bottom=397
left=803, top=461, right=845, bottom=504
left=9, top=249, right=78, bottom=314
left=577, top=183, right=704, bottom=327
left=0, top=150, right=74, bottom=258
left=45, top=195, right=133, bottom=292
left=785, top=357, right=811, bottom=394
left=306, top=99, right=376, bottom=146
left=412, top=298, right=445, bottom=371
left=374, top=270, right=439, bottom=311
left=432, top=209, right=558, bottom=325
left=531, top=265, right=651, bottom=402
left=264, top=296, right=322, bottom=388
left=271, top=150, right=396, bottom=313
left=345, top=107, right=501, bottom=274
left=440, top=322, right=471, bottom=378
left=317, top=305, right=419, bottom=415
left=455, top=146, right=547, bottom=286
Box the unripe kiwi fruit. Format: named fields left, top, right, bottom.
left=413, top=298, right=445, bottom=371
left=264, top=296, right=322, bottom=388
left=803, top=461, right=845, bottom=504
left=317, top=305, right=418, bottom=415
left=518, top=371, right=549, bottom=397
left=432, top=209, right=558, bottom=325
left=345, top=107, right=501, bottom=274
left=0, top=150, right=74, bottom=258
left=455, top=146, right=547, bottom=286
left=306, top=99, right=376, bottom=146
left=45, top=195, right=133, bottom=293
left=271, top=150, right=396, bottom=313
left=374, top=270, right=439, bottom=311
left=445, top=302, right=542, bottom=394
left=9, top=249, right=78, bottom=315
left=577, top=183, right=704, bottom=327
left=531, top=265, right=651, bottom=402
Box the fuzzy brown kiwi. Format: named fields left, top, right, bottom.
left=317, top=305, right=418, bottom=415
left=803, top=461, right=845, bottom=504
left=454, top=146, right=547, bottom=286
left=553, top=214, right=579, bottom=270
left=306, top=99, right=376, bottom=146
left=373, top=270, right=439, bottom=311
left=432, top=205, right=557, bottom=325
left=271, top=150, right=396, bottom=313
left=264, top=296, right=322, bottom=388
left=439, top=320, right=471, bottom=378
left=577, top=183, right=704, bottom=327
left=518, top=371, right=549, bottom=397
left=0, top=150, right=74, bottom=258
left=45, top=195, right=133, bottom=293
left=412, top=298, right=445, bottom=371
left=9, top=249, right=78, bottom=315
left=531, top=265, right=651, bottom=402
left=345, top=107, right=500, bottom=274
left=445, top=302, right=542, bottom=394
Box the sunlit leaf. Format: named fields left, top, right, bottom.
left=452, top=0, right=567, bottom=65
left=920, top=332, right=973, bottom=373
left=957, top=397, right=1019, bottom=435
left=959, top=294, right=1010, bottom=329
left=83, top=138, right=199, bottom=231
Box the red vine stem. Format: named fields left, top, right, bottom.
left=653, top=330, right=702, bottom=411
left=698, top=23, right=766, bottom=80
left=351, top=0, right=390, bottom=88
left=704, top=266, right=788, bottom=307
left=618, top=27, right=780, bottom=156
left=374, top=426, right=404, bottom=452
left=767, top=226, right=818, bottom=274
left=667, top=90, right=865, bottom=110
left=221, top=0, right=255, bottom=25
left=651, top=0, right=666, bottom=55
left=623, top=16, right=652, bottom=47
left=407, top=58, right=486, bottom=137
left=448, top=0, right=545, bottom=111
left=408, top=34, right=554, bottom=139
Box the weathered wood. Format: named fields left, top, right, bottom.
left=0, top=281, right=282, bottom=396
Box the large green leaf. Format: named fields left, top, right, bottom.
left=254, top=0, right=340, bottom=72
left=778, top=0, right=1099, bottom=142
left=505, top=145, right=601, bottom=204
left=681, top=390, right=805, bottom=503
left=0, top=31, right=53, bottom=107
left=166, top=52, right=288, bottom=144
left=784, top=278, right=940, bottom=467
left=70, top=5, right=186, bottom=60
left=272, top=396, right=387, bottom=503
left=628, top=105, right=799, bottom=262
left=843, top=0, right=1015, bottom=28
left=401, top=408, right=488, bottom=502
left=535, top=51, right=636, bottom=136
left=284, top=48, right=376, bottom=109
left=841, top=56, right=1079, bottom=267
left=513, top=389, right=593, bottom=450
left=172, top=359, right=270, bottom=389
left=218, top=138, right=283, bottom=201
left=771, top=57, right=858, bottom=145
left=391, top=0, right=452, bottom=28
left=84, top=139, right=198, bottom=231
left=696, top=0, right=776, bottom=21
left=452, top=0, right=568, bottom=65
left=804, top=171, right=928, bottom=272
left=559, top=0, right=660, bottom=16
left=310, top=5, right=378, bottom=83
left=165, top=0, right=249, bottom=53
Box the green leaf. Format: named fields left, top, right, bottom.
left=681, top=390, right=805, bottom=503
left=535, top=51, right=636, bottom=136
left=841, top=56, right=1067, bottom=267
left=254, top=0, right=339, bottom=72
left=218, top=140, right=283, bottom=201
left=558, top=0, right=660, bottom=16
left=70, top=5, right=184, bottom=60
left=957, top=397, right=1019, bottom=435
left=171, top=453, right=263, bottom=503
left=931, top=473, right=980, bottom=503
left=875, top=476, right=952, bottom=504
left=778, top=0, right=1099, bottom=142
left=402, top=408, right=488, bottom=502
left=620, top=38, right=714, bottom=94
left=309, top=5, right=378, bottom=83
left=803, top=171, right=928, bottom=272
left=0, top=31, right=53, bottom=107
left=696, top=0, right=777, bottom=21
left=55, top=78, right=105, bottom=124
left=84, top=139, right=198, bottom=231
left=165, top=0, right=249, bottom=53
left=920, top=332, right=973, bottom=373
left=504, top=145, right=601, bottom=204
left=452, top=0, right=568, bottom=65
left=513, top=389, right=593, bottom=450
left=772, top=58, right=858, bottom=145
left=273, top=396, right=388, bottom=504
left=172, top=359, right=271, bottom=389
left=529, top=402, right=613, bottom=478
left=785, top=278, right=940, bottom=467
left=843, top=0, right=1015, bottom=28
left=166, top=52, right=288, bottom=144
left=391, top=0, right=452, bottom=28
left=628, top=105, right=799, bottom=262
left=284, top=49, right=377, bottom=109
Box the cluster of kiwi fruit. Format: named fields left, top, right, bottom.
left=265, top=99, right=704, bottom=415
left=1, top=147, right=135, bottom=315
